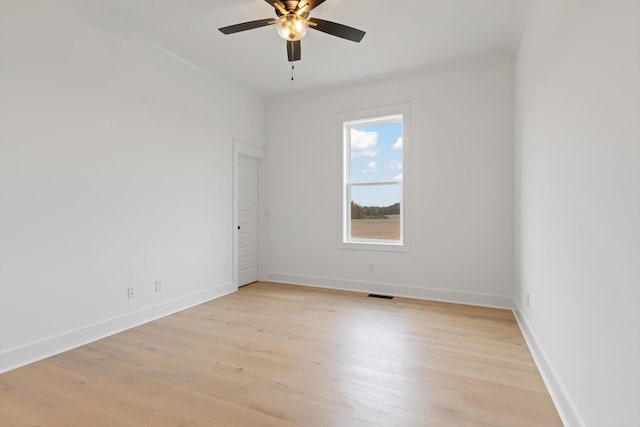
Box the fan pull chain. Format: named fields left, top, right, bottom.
left=291, top=63, right=295, bottom=81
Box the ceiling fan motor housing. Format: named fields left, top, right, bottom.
left=276, top=0, right=310, bottom=17
left=282, top=1, right=301, bottom=11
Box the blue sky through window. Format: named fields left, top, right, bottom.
left=349, top=120, right=402, bottom=207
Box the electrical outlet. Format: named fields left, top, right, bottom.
left=155, top=280, right=163, bottom=293
left=127, top=287, right=135, bottom=299
left=526, top=292, right=530, bottom=308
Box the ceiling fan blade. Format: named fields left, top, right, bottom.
left=308, top=18, right=365, bottom=42
left=219, top=19, right=275, bottom=35
left=303, top=0, right=326, bottom=12
left=287, top=40, right=301, bottom=62
left=265, top=0, right=287, bottom=15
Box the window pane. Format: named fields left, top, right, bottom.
left=350, top=121, right=403, bottom=182
left=350, top=184, right=401, bottom=241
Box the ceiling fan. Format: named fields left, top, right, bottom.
left=218, top=0, right=366, bottom=63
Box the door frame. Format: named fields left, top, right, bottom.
left=232, top=139, right=266, bottom=289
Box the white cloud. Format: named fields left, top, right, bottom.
left=363, top=161, right=378, bottom=174
left=351, top=129, right=379, bottom=157
left=393, top=173, right=403, bottom=181
left=392, top=137, right=402, bottom=150
left=388, top=160, right=403, bottom=170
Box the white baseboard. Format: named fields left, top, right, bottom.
left=0, top=282, right=236, bottom=374
left=513, top=307, right=584, bottom=427
left=263, top=272, right=513, bottom=309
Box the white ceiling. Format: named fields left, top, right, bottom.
left=63, top=0, right=532, bottom=96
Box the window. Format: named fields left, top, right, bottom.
left=340, top=105, right=409, bottom=250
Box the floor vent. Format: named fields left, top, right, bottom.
left=367, top=293, right=394, bottom=300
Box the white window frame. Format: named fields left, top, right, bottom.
left=337, top=103, right=411, bottom=252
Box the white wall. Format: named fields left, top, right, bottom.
left=0, top=0, right=264, bottom=372
left=515, top=1, right=640, bottom=426
left=264, top=57, right=515, bottom=307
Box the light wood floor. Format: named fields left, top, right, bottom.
left=0, top=282, right=562, bottom=427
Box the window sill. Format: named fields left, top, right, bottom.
left=338, top=240, right=409, bottom=253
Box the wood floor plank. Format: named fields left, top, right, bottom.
left=0, top=282, right=562, bottom=426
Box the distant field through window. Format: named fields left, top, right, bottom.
left=342, top=111, right=406, bottom=248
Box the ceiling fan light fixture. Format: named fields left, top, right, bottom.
left=218, top=0, right=366, bottom=65
left=276, top=15, right=308, bottom=41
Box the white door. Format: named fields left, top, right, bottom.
left=237, top=155, right=259, bottom=286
